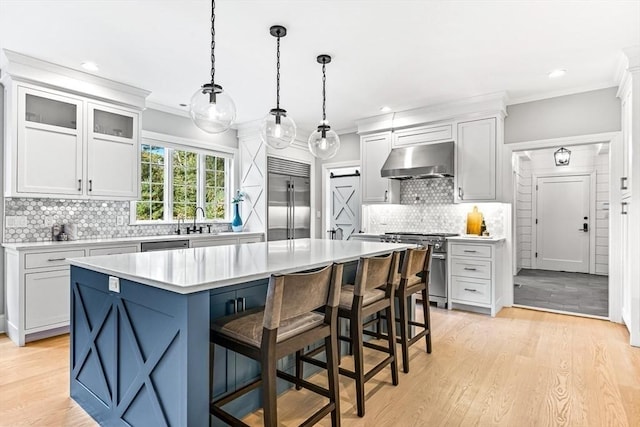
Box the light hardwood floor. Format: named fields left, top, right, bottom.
left=1, top=307, right=638, bottom=426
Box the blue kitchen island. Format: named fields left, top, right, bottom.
left=68, top=238, right=408, bottom=426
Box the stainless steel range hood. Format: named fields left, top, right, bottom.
left=380, top=141, right=454, bottom=179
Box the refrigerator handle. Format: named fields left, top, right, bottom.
left=286, top=182, right=291, bottom=239
left=291, top=181, right=295, bottom=240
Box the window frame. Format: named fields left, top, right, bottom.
left=131, top=131, right=236, bottom=225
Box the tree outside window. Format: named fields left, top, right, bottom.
left=134, top=145, right=230, bottom=222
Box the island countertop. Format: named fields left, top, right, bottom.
left=69, top=238, right=409, bottom=294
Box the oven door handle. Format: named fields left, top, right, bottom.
left=431, top=253, right=446, bottom=260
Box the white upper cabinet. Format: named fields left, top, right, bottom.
left=455, top=117, right=497, bottom=202
left=87, top=103, right=139, bottom=198
left=392, top=123, right=453, bottom=147
left=361, top=132, right=400, bottom=204
left=2, top=50, right=149, bottom=200
left=16, top=86, right=84, bottom=196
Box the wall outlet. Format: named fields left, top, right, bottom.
left=6, top=216, right=27, bottom=228
left=116, top=215, right=125, bottom=226
left=108, top=276, right=120, bottom=293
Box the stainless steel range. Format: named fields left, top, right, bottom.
left=381, top=232, right=458, bottom=308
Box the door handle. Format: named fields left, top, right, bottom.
left=458, top=187, right=463, bottom=199
left=579, top=223, right=589, bottom=232
left=621, top=202, right=628, bottom=215
left=78, top=179, right=82, bottom=191
left=89, top=179, right=93, bottom=192
left=621, top=177, right=628, bottom=190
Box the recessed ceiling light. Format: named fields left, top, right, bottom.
left=81, top=61, right=99, bottom=72
left=548, top=69, right=567, bottom=79
left=380, top=106, right=392, bottom=113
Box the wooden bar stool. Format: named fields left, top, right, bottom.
left=389, top=246, right=433, bottom=373
left=209, top=263, right=343, bottom=426
left=299, top=251, right=401, bottom=417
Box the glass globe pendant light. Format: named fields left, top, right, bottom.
left=189, top=0, right=236, bottom=133
left=308, top=54, right=340, bottom=159
left=260, top=25, right=296, bottom=149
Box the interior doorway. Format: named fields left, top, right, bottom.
left=322, top=162, right=362, bottom=240
left=512, top=144, right=609, bottom=318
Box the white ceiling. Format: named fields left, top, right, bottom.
left=1, top=0, right=638, bottom=133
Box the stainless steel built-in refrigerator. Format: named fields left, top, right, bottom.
left=267, top=157, right=311, bottom=241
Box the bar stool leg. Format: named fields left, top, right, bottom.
left=351, top=311, right=366, bottom=417
left=261, top=331, right=278, bottom=426
left=295, top=350, right=303, bottom=390
left=398, top=292, right=411, bottom=373
left=325, top=332, right=341, bottom=426
left=385, top=304, right=399, bottom=386
left=422, top=288, right=432, bottom=354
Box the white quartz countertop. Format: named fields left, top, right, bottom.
left=447, top=235, right=505, bottom=243
left=69, top=238, right=410, bottom=294
left=1, top=231, right=264, bottom=250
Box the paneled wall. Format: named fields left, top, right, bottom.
left=595, top=152, right=610, bottom=275
left=515, top=156, right=533, bottom=269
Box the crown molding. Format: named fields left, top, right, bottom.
left=508, top=82, right=618, bottom=106
left=145, top=101, right=191, bottom=118
left=355, top=91, right=508, bottom=134
left=1, top=49, right=150, bottom=109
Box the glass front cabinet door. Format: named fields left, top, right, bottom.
left=87, top=103, right=140, bottom=198
left=17, top=87, right=84, bottom=195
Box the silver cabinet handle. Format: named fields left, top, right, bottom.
left=621, top=202, right=629, bottom=215
left=458, top=187, right=463, bottom=199
left=78, top=179, right=82, bottom=191
left=47, top=257, right=66, bottom=262
left=621, top=177, right=628, bottom=190
left=464, top=267, right=477, bottom=271
left=384, top=190, right=388, bottom=202
left=463, top=250, right=477, bottom=253
left=464, top=288, right=477, bottom=292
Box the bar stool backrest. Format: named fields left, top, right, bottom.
left=263, top=263, right=343, bottom=331
left=353, top=252, right=400, bottom=296
left=400, top=246, right=432, bottom=284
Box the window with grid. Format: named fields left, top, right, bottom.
left=133, top=143, right=231, bottom=223
left=137, top=144, right=165, bottom=221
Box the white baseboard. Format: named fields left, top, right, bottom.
left=0, top=314, right=5, bottom=334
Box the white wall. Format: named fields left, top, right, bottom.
left=0, top=85, right=4, bottom=326
left=505, top=87, right=621, bottom=143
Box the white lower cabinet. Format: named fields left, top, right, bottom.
left=190, top=238, right=238, bottom=248
left=448, top=240, right=504, bottom=317
left=25, top=270, right=71, bottom=330
left=4, top=243, right=141, bottom=346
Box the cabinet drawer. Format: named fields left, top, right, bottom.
left=238, top=235, right=262, bottom=244
left=190, top=238, right=237, bottom=248
left=451, top=276, right=491, bottom=304
left=25, top=270, right=70, bottom=329
left=88, top=245, right=138, bottom=256
left=25, top=249, right=86, bottom=269
left=451, top=258, right=491, bottom=279
left=393, top=124, right=453, bottom=147
left=450, top=243, right=491, bottom=258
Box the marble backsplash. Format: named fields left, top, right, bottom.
left=364, top=178, right=507, bottom=236
left=3, top=198, right=231, bottom=243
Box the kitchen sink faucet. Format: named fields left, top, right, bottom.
left=187, top=207, right=206, bottom=234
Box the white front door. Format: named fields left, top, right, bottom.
left=329, top=174, right=360, bottom=240
left=535, top=175, right=590, bottom=272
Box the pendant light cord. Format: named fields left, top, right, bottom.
left=210, top=0, right=216, bottom=86
left=322, top=62, right=327, bottom=122
left=276, top=33, right=281, bottom=110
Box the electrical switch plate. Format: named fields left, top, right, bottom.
left=116, top=215, right=125, bottom=226
left=5, top=216, right=27, bottom=228
left=108, top=276, right=120, bottom=293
